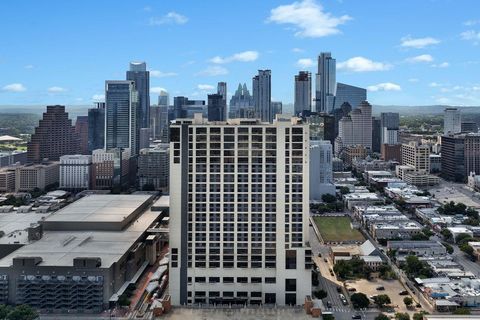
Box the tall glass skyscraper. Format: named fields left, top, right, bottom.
left=88, top=102, right=105, bottom=152
left=105, top=80, right=139, bottom=155
left=294, top=71, right=311, bottom=116
left=253, top=70, right=272, bottom=123
left=315, top=52, right=336, bottom=113
left=126, top=62, right=150, bottom=129
left=380, top=112, right=400, bottom=145
left=334, top=83, right=367, bottom=110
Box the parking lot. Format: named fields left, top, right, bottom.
left=345, top=278, right=420, bottom=317
left=429, top=182, right=480, bottom=209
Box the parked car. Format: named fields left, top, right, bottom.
left=347, top=287, right=357, bottom=292
left=326, top=301, right=332, bottom=308
left=336, top=286, right=342, bottom=293
left=376, top=286, right=385, bottom=291
left=399, top=290, right=408, bottom=295
left=352, top=315, right=362, bottom=320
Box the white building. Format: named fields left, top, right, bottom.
left=310, top=140, right=335, bottom=199
left=444, top=108, right=461, bottom=135
left=169, top=114, right=312, bottom=306
left=59, top=155, right=92, bottom=190
left=337, top=101, right=372, bottom=153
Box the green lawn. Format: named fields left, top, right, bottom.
left=313, top=216, right=364, bottom=242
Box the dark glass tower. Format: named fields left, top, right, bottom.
left=126, top=62, right=150, bottom=129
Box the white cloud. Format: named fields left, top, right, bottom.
left=367, top=82, right=401, bottom=92
left=92, top=94, right=105, bottom=101
left=2, top=83, right=26, bottom=92
left=267, top=0, right=352, bottom=38
left=297, top=58, right=314, bottom=68
left=400, top=36, right=440, bottom=48
left=48, top=86, right=66, bottom=93
left=292, top=48, right=304, bottom=53
left=464, top=20, right=480, bottom=26
left=431, top=62, right=449, bottom=68
left=24, top=65, right=34, bottom=69
left=408, top=78, right=419, bottom=83
left=150, top=70, right=178, bottom=77
left=195, top=66, right=228, bottom=77
left=406, top=54, right=434, bottom=63
left=210, top=51, right=259, bottom=64
left=337, top=56, right=391, bottom=72
left=197, top=84, right=215, bottom=91
left=429, top=82, right=444, bottom=87
left=461, top=30, right=480, bottom=44
left=149, top=12, right=188, bottom=25
left=151, top=87, right=167, bottom=95
left=436, top=97, right=450, bottom=104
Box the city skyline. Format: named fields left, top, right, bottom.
left=0, top=0, right=479, bottom=107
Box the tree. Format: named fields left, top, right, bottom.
left=375, top=314, right=389, bottom=320
left=313, top=289, right=327, bottom=299
left=395, top=312, right=410, bottom=320
left=322, top=193, right=337, bottom=203
left=403, top=255, right=433, bottom=279
left=403, top=297, right=413, bottom=307
left=373, top=294, right=391, bottom=308
left=340, top=186, right=350, bottom=195
left=453, top=307, right=471, bottom=315
left=0, top=305, right=12, bottom=319
left=5, top=305, right=38, bottom=320
left=411, top=233, right=429, bottom=241
left=441, top=228, right=453, bottom=242
left=422, top=227, right=434, bottom=237
left=413, top=312, right=429, bottom=320
left=456, top=233, right=474, bottom=245
left=442, top=242, right=454, bottom=254
left=323, top=315, right=335, bottom=320
left=460, top=243, right=475, bottom=258
left=350, top=292, right=370, bottom=309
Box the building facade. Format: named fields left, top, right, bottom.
left=15, top=161, right=59, bottom=192
left=380, top=112, right=399, bottom=145
left=105, top=81, right=139, bottom=155
left=229, top=83, right=254, bottom=119
left=253, top=70, right=272, bottom=123
left=401, top=142, right=430, bottom=173
left=294, top=71, right=311, bottom=116
left=315, top=52, right=336, bottom=113
left=444, top=108, right=461, bottom=135
left=310, top=140, right=334, bottom=199
left=27, top=105, right=80, bottom=163
left=336, top=101, right=373, bottom=153
left=91, top=148, right=131, bottom=190
left=126, top=62, right=150, bottom=129
left=150, top=105, right=169, bottom=142
left=138, top=144, right=169, bottom=191
left=75, top=116, right=89, bottom=155
left=88, top=102, right=105, bottom=152
left=441, top=135, right=466, bottom=182
left=333, top=83, right=367, bottom=111
left=59, top=155, right=92, bottom=190
left=207, top=94, right=226, bottom=122
left=169, top=115, right=312, bottom=306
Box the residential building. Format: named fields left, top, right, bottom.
left=138, top=144, right=169, bottom=191
left=27, top=105, right=80, bottom=163
left=75, top=116, right=89, bottom=155
left=315, top=52, right=336, bottom=113
left=444, top=108, right=461, bottom=135
left=333, top=83, right=367, bottom=111
left=126, top=61, right=150, bottom=129
left=0, top=168, right=15, bottom=192
left=0, top=194, right=162, bottom=312
left=59, top=155, right=92, bottom=191
left=253, top=70, right=272, bottom=122
left=169, top=114, right=312, bottom=306
left=310, top=140, right=335, bottom=199
left=15, top=161, right=59, bottom=192
left=229, top=83, right=254, bottom=119
left=88, top=102, right=105, bottom=152
left=401, top=142, right=430, bottom=173
left=105, top=81, right=139, bottom=155
left=343, top=145, right=368, bottom=167
left=294, top=71, right=311, bottom=116
left=150, top=105, right=169, bottom=142
left=208, top=93, right=226, bottom=121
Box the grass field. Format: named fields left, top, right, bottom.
left=313, top=216, right=364, bottom=242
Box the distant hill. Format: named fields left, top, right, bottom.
left=0, top=105, right=90, bottom=120
left=372, top=105, right=480, bottom=115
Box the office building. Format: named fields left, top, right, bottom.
left=15, top=161, right=59, bottom=192
left=150, top=105, right=169, bottom=142
left=229, top=83, right=254, bottom=119
left=0, top=167, right=15, bottom=192
left=138, top=143, right=169, bottom=191
left=0, top=151, right=27, bottom=168
left=59, top=155, right=92, bottom=190
left=173, top=96, right=206, bottom=119
left=75, top=116, right=89, bottom=155
left=139, top=127, right=151, bottom=150
left=441, top=135, right=465, bottom=182
left=272, top=101, right=282, bottom=117
left=169, top=114, right=312, bottom=306
left=27, top=105, right=80, bottom=163
left=126, top=62, right=150, bottom=129
left=105, top=81, right=139, bottom=155
left=462, top=121, right=478, bottom=133
left=91, top=148, right=131, bottom=190
left=208, top=94, right=226, bottom=122
left=310, top=140, right=335, bottom=199
left=380, top=112, right=400, bottom=145
left=332, top=102, right=352, bottom=138
left=253, top=70, right=272, bottom=122
left=333, top=83, right=367, bottom=111
left=158, top=90, right=169, bottom=107
left=336, top=101, right=373, bottom=153
left=344, top=145, right=368, bottom=167
left=88, top=102, right=105, bottom=152
left=217, top=82, right=227, bottom=105
left=381, top=144, right=402, bottom=162
left=401, top=142, right=430, bottom=173
left=465, top=134, right=480, bottom=177
left=444, top=108, right=461, bottom=135
left=0, top=194, right=162, bottom=312
left=372, top=117, right=381, bottom=153
left=305, top=113, right=335, bottom=146
left=315, top=52, right=336, bottom=113
left=294, top=71, right=311, bottom=116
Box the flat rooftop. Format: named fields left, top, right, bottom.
left=0, top=209, right=160, bottom=268
left=42, top=194, right=153, bottom=231
left=0, top=211, right=51, bottom=245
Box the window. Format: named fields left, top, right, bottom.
left=209, top=277, right=220, bottom=283
left=251, top=277, right=262, bottom=283
left=265, top=293, right=276, bottom=304
left=285, top=279, right=296, bottom=292
left=223, top=277, right=234, bottom=283
left=285, top=293, right=297, bottom=305
left=286, top=250, right=297, bottom=269
left=265, top=277, right=276, bottom=284
left=237, top=277, right=248, bottom=283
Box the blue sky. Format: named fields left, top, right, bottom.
left=1, top=0, right=480, bottom=107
